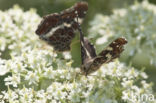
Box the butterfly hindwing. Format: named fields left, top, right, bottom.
left=85, top=37, right=127, bottom=75
left=98, top=37, right=127, bottom=61
left=80, top=36, right=127, bottom=75
left=35, top=2, right=88, bottom=51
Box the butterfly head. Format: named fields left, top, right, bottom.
left=74, top=2, right=88, bottom=18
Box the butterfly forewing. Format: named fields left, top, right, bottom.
left=35, top=2, right=88, bottom=51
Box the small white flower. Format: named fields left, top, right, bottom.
left=4, top=74, right=21, bottom=87
left=25, top=71, right=39, bottom=85
left=43, top=67, right=54, bottom=79
left=0, top=59, right=8, bottom=76
left=63, top=52, right=71, bottom=59
left=122, top=91, right=130, bottom=101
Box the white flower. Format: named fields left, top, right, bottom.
left=25, top=71, right=39, bottom=85
left=63, top=51, right=71, bottom=59
left=43, top=67, right=55, bottom=79
left=0, top=59, right=8, bottom=75
left=0, top=5, right=41, bottom=56
left=4, top=74, right=21, bottom=87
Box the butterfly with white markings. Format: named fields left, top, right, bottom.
left=35, top=1, right=127, bottom=76
left=77, top=23, right=127, bottom=76
left=35, top=2, right=88, bottom=52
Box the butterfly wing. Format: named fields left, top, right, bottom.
left=35, top=2, right=88, bottom=51
left=98, top=37, right=127, bottom=61
left=77, top=22, right=97, bottom=75
left=81, top=38, right=97, bottom=64
left=77, top=20, right=96, bottom=65
left=85, top=37, right=127, bottom=75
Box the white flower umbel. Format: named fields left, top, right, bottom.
left=88, top=0, right=156, bottom=67
left=0, top=48, right=155, bottom=103
left=0, top=5, right=41, bottom=57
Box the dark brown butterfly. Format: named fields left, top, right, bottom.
left=77, top=23, right=127, bottom=76
left=35, top=2, right=88, bottom=52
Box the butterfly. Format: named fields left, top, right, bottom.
left=35, top=2, right=88, bottom=52
left=77, top=23, right=127, bottom=76
left=35, top=1, right=127, bottom=76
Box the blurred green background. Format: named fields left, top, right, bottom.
left=1, top=0, right=155, bottom=34
left=0, top=0, right=156, bottom=28
left=0, top=0, right=156, bottom=91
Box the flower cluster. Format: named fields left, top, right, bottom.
left=0, top=49, right=155, bottom=102
left=0, top=5, right=41, bottom=57
left=88, top=0, right=156, bottom=67
left=0, top=3, right=155, bottom=103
